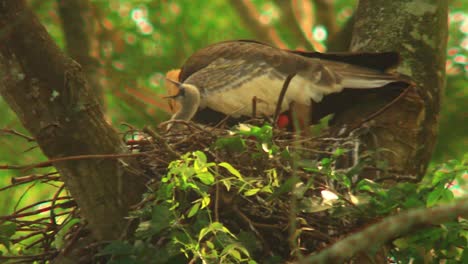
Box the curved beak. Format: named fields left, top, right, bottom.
left=164, top=77, right=184, bottom=99
left=165, top=77, right=183, bottom=87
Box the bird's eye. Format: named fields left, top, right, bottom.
left=177, top=87, right=186, bottom=97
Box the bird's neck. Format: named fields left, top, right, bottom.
left=171, top=85, right=201, bottom=121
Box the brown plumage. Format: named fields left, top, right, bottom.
left=167, top=40, right=411, bottom=127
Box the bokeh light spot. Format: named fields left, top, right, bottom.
left=102, top=18, right=114, bottom=30
left=132, top=9, right=144, bottom=22
left=313, top=25, right=327, bottom=42
left=126, top=33, right=136, bottom=44
left=454, top=55, right=467, bottom=64
left=448, top=47, right=459, bottom=56
left=138, top=21, right=154, bottom=35
left=461, top=37, right=468, bottom=51
left=112, top=61, right=125, bottom=71
left=169, top=3, right=181, bottom=15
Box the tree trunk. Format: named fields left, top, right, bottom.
left=332, top=0, right=447, bottom=180
left=0, top=0, right=146, bottom=241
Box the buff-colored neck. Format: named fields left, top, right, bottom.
left=170, top=84, right=201, bottom=122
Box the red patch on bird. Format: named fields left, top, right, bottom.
left=277, top=114, right=290, bottom=129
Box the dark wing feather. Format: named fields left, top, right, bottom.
left=179, top=40, right=309, bottom=82
left=290, top=50, right=401, bottom=72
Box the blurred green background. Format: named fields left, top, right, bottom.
left=0, top=0, right=466, bottom=219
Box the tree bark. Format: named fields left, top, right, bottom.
left=57, top=0, right=105, bottom=108
left=332, top=0, right=447, bottom=179
left=0, top=0, right=146, bottom=241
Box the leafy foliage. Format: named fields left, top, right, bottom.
left=94, top=125, right=467, bottom=263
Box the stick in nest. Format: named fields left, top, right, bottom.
left=346, top=83, right=414, bottom=134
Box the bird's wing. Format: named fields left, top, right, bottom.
left=184, top=58, right=283, bottom=95
left=184, top=58, right=288, bottom=117
left=311, top=59, right=402, bottom=89
left=179, top=40, right=307, bottom=82
left=180, top=40, right=405, bottom=117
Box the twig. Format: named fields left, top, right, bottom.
left=50, top=184, right=66, bottom=226
left=143, top=126, right=181, bottom=158
left=12, top=196, right=72, bottom=215
left=1, top=149, right=158, bottom=172
left=11, top=172, right=59, bottom=184
left=2, top=202, right=75, bottom=221
left=0, top=251, right=57, bottom=262
left=14, top=182, right=39, bottom=212
left=0, top=128, right=35, bottom=142
left=63, top=221, right=86, bottom=255
left=0, top=173, right=59, bottom=192
left=347, top=84, right=413, bottom=134
left=299, top=198, right=468, bottom=264
left=228, top=0, right=287, bottom=48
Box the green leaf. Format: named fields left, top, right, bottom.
left=229, top=248, right=241, bottom=260
left=333, top=148, right=345, bottom=157
left=244, top=188, right=261, bottom=196
left=299, top=197, right=332, bottom=213
left=432, top=169, right=450, bottom=185
left=198, top=222, right=235, bottom=242
left=187, top=202, right=200, bottom=218
left=215, top=136, right=246, bottom=152
left=426, top=185, right=455, bottom=207
left=219, top=162, right=242, bottom=178
left=97, top=241, right=134, bottom=256
left=0, top=223, right=16, bottom=238
left=201, top=195, right=211, bottom=208
left=320, top=158, right=331, bottom=167
left=336, top=173, right=351, bottom=188
left=196, top=171, right=215, bottom=185
left=0, top=222, right=17, bottom=249
left=193, top=151, right=207, bottom=164
left=151, top=204, right=173, bottom=234
left=221, top=179, right=232, bottom=191
left=267, top=176, right=299, bottom=201
left=357, top=179, right=380, bottom=192
left=460, top=247, right=468, bottom=264
left=206, top=240, right=215, bottom=249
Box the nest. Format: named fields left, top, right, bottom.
left=127, top=120, right=379, bottom=260
left=0, top=119, right=395, bottom=263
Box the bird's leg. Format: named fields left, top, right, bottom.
left=251, top=96, right=257, bottom=118
left=289, top=102, right=311, bottom=135
left=273, top=74, right=296, bottom=128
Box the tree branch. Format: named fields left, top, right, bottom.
left=57, top=0, right=105, bottom=108
left=273, top=0, right=314, bottom=50
left=300, top=198, right=468, bottom=263
left=326, top=13, right=355, bottom=52
left=0, top=0, right=146, bottom=241
left=228, top=0, right=287, bottom=48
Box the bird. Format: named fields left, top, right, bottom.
left=165, top=40, right=411, bottom=129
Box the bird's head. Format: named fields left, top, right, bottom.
left=165, top=78, right=201, bottom=124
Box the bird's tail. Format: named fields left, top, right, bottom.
left=322, top=59, right=407, bottom=89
